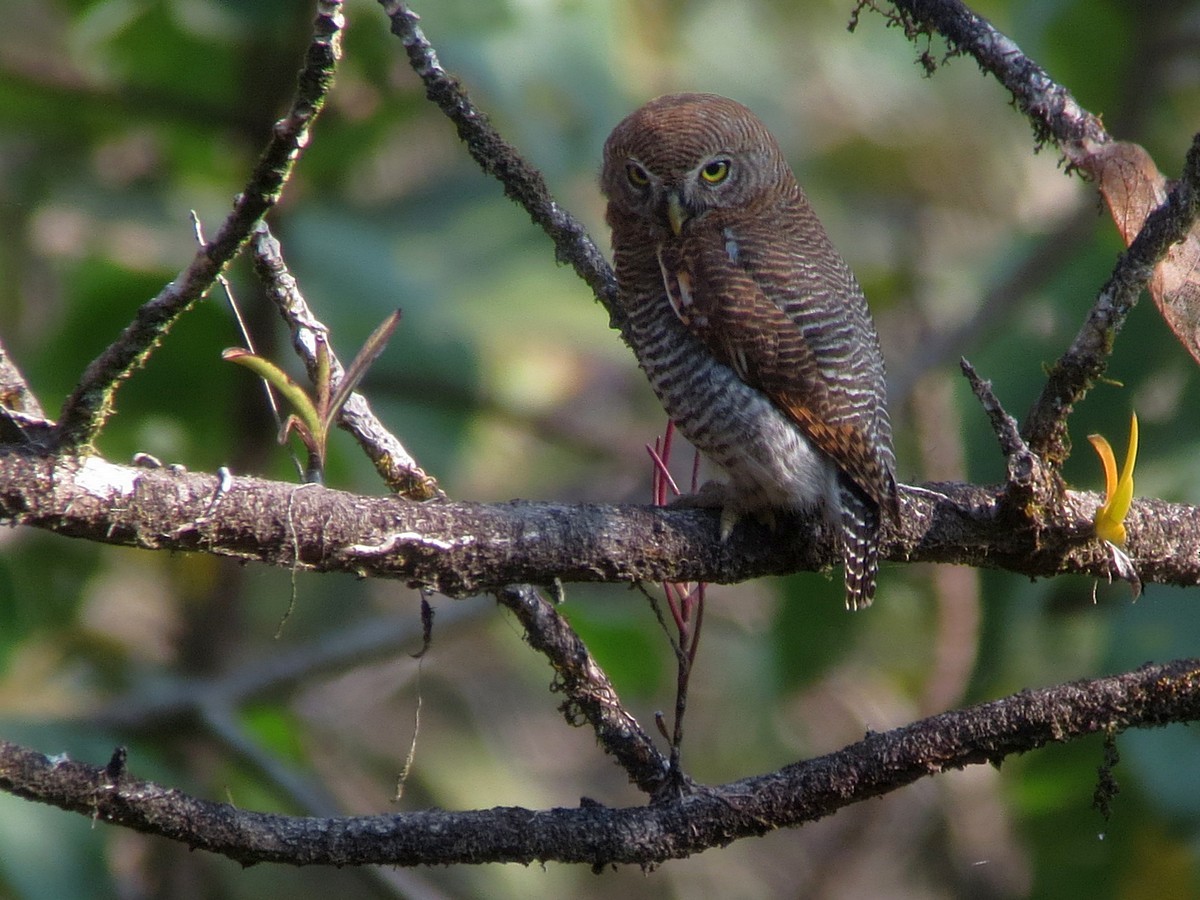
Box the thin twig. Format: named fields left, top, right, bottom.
left=959, top=359, right=1026, bottom=460
left=496, top=585, right=670, bottom=795
left=869, top=2, right=1200, bottom=466
left=874, top=0, right=1108, bottom=151
left=377, top=1, right=619, bottom=322
left=52, top=1, right=345, bottom=450
left=0, top=336, right=52, bottom=446
left=248, top=222, right=443, bottom=500
left=1022, top=133, right=1200, bottom=461
left=0, top=336, right=45, bottom=420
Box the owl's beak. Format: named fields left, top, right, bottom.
left=666, top=191, right=687, bottom=236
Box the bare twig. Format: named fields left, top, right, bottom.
left=645, top=422, right=707, bottom=794
left=497, top=585, right=670, bottom=794
left=959, top=358, right=1026, bottom=460
left=959, top=357, right=1070, bottom=576
left=1023, top=133, right=1200, bottom=461
left=0, top=336, right=44, bottom=420
left=871, top=0, right=1108, bottom=150
left=5, top=658, right=1199, bottom=867
left=52, top=1, right=344, bottom=450
left=377, top=1, right=619, bottom=322
left=868, top=3, right=1200, bottom=465
left=248, top=223, right=443, bottom=500
left=0, top=337, right=52, bottom=446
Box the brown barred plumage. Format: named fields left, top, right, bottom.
left=601, top=93, right=897, bottom=609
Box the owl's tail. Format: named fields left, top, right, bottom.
left=838, top=479, right=881, bottom=611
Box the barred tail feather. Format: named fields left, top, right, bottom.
left=838, top=479, right=880, bottom=611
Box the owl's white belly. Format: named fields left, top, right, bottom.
left=627, top=295, right=841, bottom=521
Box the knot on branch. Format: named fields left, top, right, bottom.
left=960, top=359, right=1067, bottom=540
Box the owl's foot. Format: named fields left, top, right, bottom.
left=719, top=505, right=740, bottom=542
left=666, top=481, right=739, bottom=541
left=667, top=481, right=777, bottom=542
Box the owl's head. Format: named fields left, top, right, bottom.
left=601, top=93, right=793, bottom=238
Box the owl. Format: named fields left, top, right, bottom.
left=601, top=93, right=898, bottom=609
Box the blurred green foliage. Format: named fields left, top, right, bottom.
left=2, top=0, right=1199, bottom=897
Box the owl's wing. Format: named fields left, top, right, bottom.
left=660, top=227, right=897, bottom=515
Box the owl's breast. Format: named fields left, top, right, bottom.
left=623, top=282, right=838, bottom=516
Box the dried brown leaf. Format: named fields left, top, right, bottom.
left=1149, top=233, right=1200, bottom=365
left=1086, top=141, right=1168, bottom=244
left=1082, top=141, right=1200, bottom=365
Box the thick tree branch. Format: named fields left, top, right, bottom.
left=1, top=449, right=1197, bottom=591
left=51, top=1, right=344, bottom=450
left=4, top=659, right=1199, bottom=867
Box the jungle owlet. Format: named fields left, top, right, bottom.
left=601, top=93, right=898, bottom=609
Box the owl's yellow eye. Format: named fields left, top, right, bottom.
left=700, top=159, right=731, bottom=184
left=626, top=162, right=650, bottom=187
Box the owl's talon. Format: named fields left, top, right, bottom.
left=664, top=481, right=741, bottom=541
left=719, top=505, right=740, bottom=542
left=719, top=507, right=776, bottom=540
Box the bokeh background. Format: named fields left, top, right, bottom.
left=2, top=0, right=1199, bottom=897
